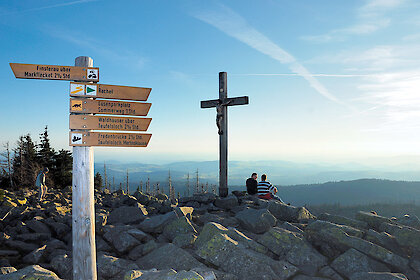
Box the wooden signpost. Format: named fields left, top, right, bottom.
left=70, top=131, right=152, bottom=147
left=10, top=56, right=153, bottom=280
left=10, top=63, right=99, bottom=82
left=70, top=82, right=151, bottom=101
left=201, top=72, right=249, bottom=197
left=69, top=115, right=152, bottom=131
left=70, top=99, right=151, bottom=116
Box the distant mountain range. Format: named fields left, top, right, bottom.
left=94, top=159, right=420, bottom=186
left=94, top=160, right=420, bottom=206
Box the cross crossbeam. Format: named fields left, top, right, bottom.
left=201, top=72, right=249, bottom=197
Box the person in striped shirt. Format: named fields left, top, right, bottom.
left=257, top=174, right=284, bottom=202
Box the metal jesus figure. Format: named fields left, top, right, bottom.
left=216, top=100, right=232, bottom=135
left=201, top=72, right=249, bottom=197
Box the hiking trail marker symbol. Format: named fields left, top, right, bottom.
left=201, top=72, right=249, bottom=197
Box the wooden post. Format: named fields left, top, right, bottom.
left=219, top=72, right=228, bottom=197
left=72, top=56, right=97, bottom=280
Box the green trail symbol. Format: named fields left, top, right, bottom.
left=86, top=86, right=96, bottom=94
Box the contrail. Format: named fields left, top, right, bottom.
left=231, top=73, right=381, bottom=77
left=194, top=4, right=343, bottom=105
left=1, top=0, right=97, bottom=16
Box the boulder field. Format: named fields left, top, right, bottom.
left=0, top=188, right=419, bottom=280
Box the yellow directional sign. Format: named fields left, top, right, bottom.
left=70, top=99, right=151, bottom=116
left=10, top=63, right=99, bottom=82
left=70, top=82, right=151, bottom=101
left=69, top=131, right=152, bottom=147
left=69, top=115, right=152, bottom=131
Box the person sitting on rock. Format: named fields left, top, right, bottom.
left=36, top=167, right=49, bottom=201
left=246, top=172, right=258, bottom=195
left=257, top=174, right=283, bottom=202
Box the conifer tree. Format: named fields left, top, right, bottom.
left=94, top=172, right=103, bottom=190
left=12, top=134, right=39, bottom=189
left=37, top=126, right=55, bottom=171
left=52, top=149, right=72, bottom=188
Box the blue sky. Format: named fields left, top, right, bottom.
left=1, top=0, right=420, bottom=164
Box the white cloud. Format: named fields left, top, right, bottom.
left=301, top=0, right=403, bottom=42
left=193, top=4, right=342, bottom=105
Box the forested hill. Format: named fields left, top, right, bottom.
left=276, top=179, right=420, bottom=206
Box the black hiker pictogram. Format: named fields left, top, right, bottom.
left=88, top=70, right=97, bottom=79
left=72, top=136, right=82, bottom=142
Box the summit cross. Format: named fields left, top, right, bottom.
left=201, top=72, right=249, bottom=197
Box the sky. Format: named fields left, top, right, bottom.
left=1, top=0, right=420, bottom=165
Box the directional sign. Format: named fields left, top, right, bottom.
left=70, top=115, right=152, bottom=131
left=69, top=131, right=152, bottom=147
left=10, top=63, right=99, bottom=82
left=70, top=82, right=151, bottom=101
left=70, top=99, right=151, bottom=116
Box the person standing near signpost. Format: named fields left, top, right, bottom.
left=36, top=167, right=49, bottom=201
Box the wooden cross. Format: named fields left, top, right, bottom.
left=201, top=72, right=249, bottom=197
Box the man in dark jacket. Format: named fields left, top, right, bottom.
left=246, top=173, right=258, bottom=195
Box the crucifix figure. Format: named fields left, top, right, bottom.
left=201, top=72, right=249, bottom=197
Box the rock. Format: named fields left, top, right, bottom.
left=235, top=208, right=276, bottom=234
left=277, top=222, right=304, bottom=233
left=96, top=235, right=112, bottom=252
left=189, top=267, right=218, bottom=280
left=97, top=253, right=139, bottom=279
left=268, top=201, right=315, bottom=222
left=137, top=243, right=202, bottom=271
left=0, top=267, right=16, bottom=275
left=318, top=213, right=368, bottom=230
left=133, top=192, right=152, bottom=205
left=142, top=240, right=159, bottom=256
left=108, top=205, right=148, bottom=225
left=15, top=233, right=50, bottom=243
left=50, top=253, right=72, bottom=280
left=138, top=211, right=178, bottom=233
left=258, top=227, right=327, bottom=274
left=0, top=251, right=18, bottom=258
left=26, top=219, right=51, bottom=235
left=124, top=269, right=205, bottom=280
left=0, top=265, right=62, bottom=279
left=195, top=222, right=267, bottom=255
left=305, top=220, right=409, bottom=270
left=318, top=266, right=344, bottom=280
left=330, top=248, right=390, bottom=278
left=365, top=229, right=406, bottom=256
left=5, top=240, right=38, bottom=253
left=173, top=233, right=197, bottom=248
left=190, top=193, right=217, bottom=204
left=2, top=200, right=17, bottom=208
left=195, top=232, right=298, bottom=280
left=128, top=244, right=144, bottom=260
left=355, top=211, right=392, bottom=230
left=293, top=276, right=330, bottom=280
left=22, top=245, right=47, bottom=264
left=396, top=214, right=420, bottom=229
left=103, top=225, right=142, bottom=254
left=162, top=216, right=197, bottom=241
left=194, top=212, right=239, bottom=228
left=173, top=207, right=194, bottom=220
left=96, top=212, right=108, bottom=230
left=379, top=222, right=420, bottom=253
left=214, top=195, right=239, bottom=210
left=349, top=272, right=408, bottom=280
